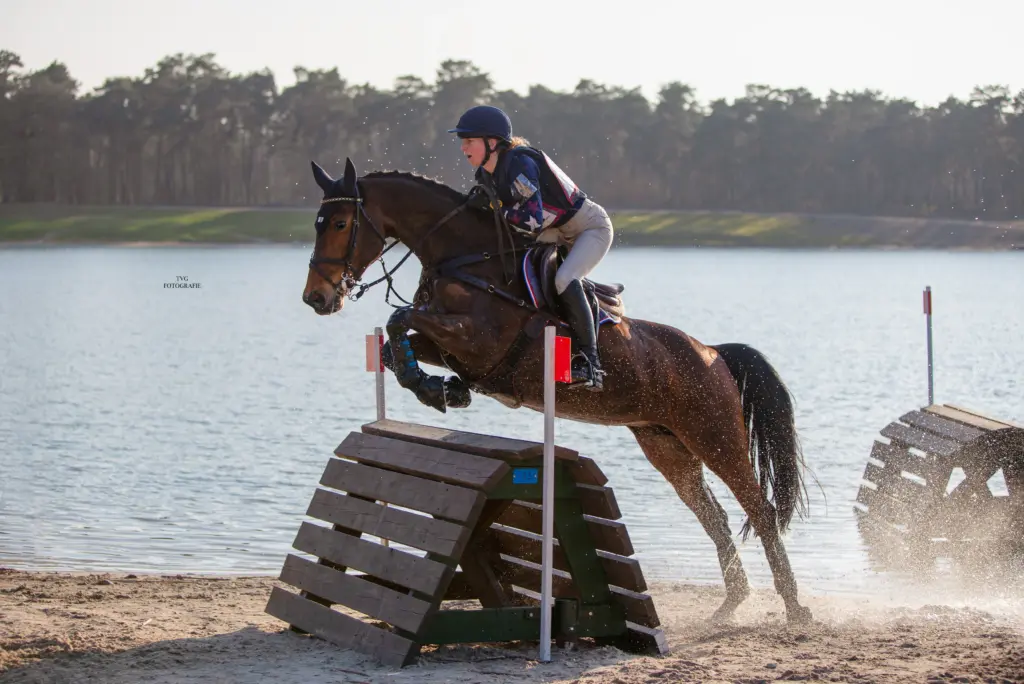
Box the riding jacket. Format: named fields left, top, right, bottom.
left=476, top=146, right=587, bottom=234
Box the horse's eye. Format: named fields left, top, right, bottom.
left=334, top=220, right=347, bottom=230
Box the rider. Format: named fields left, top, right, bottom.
left=448, top=105, right=613, bottom=391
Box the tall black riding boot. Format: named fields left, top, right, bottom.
left=559, top=279, right=605, bottom=391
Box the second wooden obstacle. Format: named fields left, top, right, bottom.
left=854, top=403, right=1024, bottom=565
left=265, top=418, right=668, bottom=667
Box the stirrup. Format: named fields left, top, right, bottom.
left=568, top=352, right=604, bottom=391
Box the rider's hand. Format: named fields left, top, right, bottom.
left=466, top=186, right=495, bottom=211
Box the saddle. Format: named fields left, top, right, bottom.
left=522, top=244, right=625, bottom=327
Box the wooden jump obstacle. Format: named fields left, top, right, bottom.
left=854, top=403, right=1024, bottom=564
left=265, top=419, right=668, bottom=667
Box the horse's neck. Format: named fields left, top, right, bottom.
left=371, top=179, right=497, bottom=266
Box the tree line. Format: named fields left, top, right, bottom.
left=0, top=50, right=1021, bottom=219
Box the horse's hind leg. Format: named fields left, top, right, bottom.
left=629, top=425, right=751, bottom=622
left=688, top=428, right=812, bottom=624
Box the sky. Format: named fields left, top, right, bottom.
left=2, top=0, right=1021, bottom=106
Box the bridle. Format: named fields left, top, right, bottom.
left=307, top=190, right=389, bottom=299
left=307, top=182, right=470, bottom=307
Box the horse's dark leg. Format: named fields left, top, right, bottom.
left=384, top=308, right=471, bottom=412
left=628, top=425, right=751, bottom=622
left=668, top=370, right=811, bottom=624
left=381, top=332, right=446, bottom=372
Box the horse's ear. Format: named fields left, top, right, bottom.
left=342, top=157, right=358, bottom=195
left=311, top=161, right=334, bottom=194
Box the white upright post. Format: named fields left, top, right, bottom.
left=539, top=325, right=556, bottom=662
left=367, top=326, right=389, bottom=547
left=924, top=287, right=934, bottom=406
left=374, top=326, right=386, bottom=421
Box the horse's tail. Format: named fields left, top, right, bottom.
left=713, top=343, right=809, bottom=538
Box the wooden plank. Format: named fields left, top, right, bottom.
left=576, top=483, right=622, bottom=520
left=855, top=486, right=914, bottom=526
left=862, top=462, right=890, bottom=488
left=492, top=524, right=646, bottom=592
left=563, top=456, right=608, bottom=486
left=494, top=555, right=578, bottom=597
left=609, top=585, right=661, bottom=628
left=320, top=458, right=485, bottom=523
left=293, top=522, right=449, bottom=596
left=881, top=423, right=960, bottom=457
left=279, top=554, right=432, bottom=634
left=924, top=404, right=1021, bottom=431
left=265, top=587, right=418, bottom=668
left=498, top=556, right=658, bottom=628
left=335, top=431, right=510, bottom=490
left=898, top=410, right=985, bottom=444
left=306, top=488, right=472, bottom=559
left=603, top=622, right=670, bottom=656
left=362, top=419, right=579, bottom=462
left=494, top=501, right=635, bottom=556
left=943, top=404, right=1023, bottom=429
left=869, top=442, right=932, bottom=479
left=872, top=469, right=929, bottom=506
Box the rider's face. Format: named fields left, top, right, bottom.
left=460, top=137, right=491, bottom=167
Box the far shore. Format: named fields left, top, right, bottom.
left=2, top=204, right=1023, bottom=250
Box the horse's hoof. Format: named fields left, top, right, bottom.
left=708, top=588, right=748, bottom=625
left=708, top=607, right=737, bottom=625
left=444, top=377, right=472, bottom=408
left=415, top=375, right=448, bottom=413
left=787, top=605, right=813, bottom=625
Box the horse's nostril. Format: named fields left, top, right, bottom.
left=304, top=291, right=324, bottom=308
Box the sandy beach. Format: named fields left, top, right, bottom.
left=2, top=569, right=1022, bottom=683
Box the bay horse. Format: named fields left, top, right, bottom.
left=301, top=158, right=812, bottom=624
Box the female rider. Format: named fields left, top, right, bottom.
left=448, top=105, right=613, bottom=391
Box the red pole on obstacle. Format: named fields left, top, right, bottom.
left=923, top=287, right=934, bottom=406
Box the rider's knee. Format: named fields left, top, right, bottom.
left=555, top=270, right=574, bottom=295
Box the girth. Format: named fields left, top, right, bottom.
left=427, top=248, right=558, bottom=396
left=434, top=249, right=537, bottom=311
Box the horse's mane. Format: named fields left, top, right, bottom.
left=362, top=170, right=468, bottom=204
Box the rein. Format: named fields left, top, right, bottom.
left=309, top=186, right=469, bottom=308
left=310, top=176, right=540, bottom=311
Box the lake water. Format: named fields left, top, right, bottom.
left=1, top=245, right=1022, bottom=606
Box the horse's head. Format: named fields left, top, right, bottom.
left=302, top=158, right=388, bottom=315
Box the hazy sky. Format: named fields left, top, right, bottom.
left=3, top=0, right=1020, bottom=105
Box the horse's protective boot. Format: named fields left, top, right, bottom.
left=559, top=279, right=605, bottom=391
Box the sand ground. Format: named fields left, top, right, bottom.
left=2, top=569, right=1023, bottom=683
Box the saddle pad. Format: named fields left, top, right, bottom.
left=522, top=247, right=620, bottom=326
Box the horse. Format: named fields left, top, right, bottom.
left=301, top=158, right=813, bottom=624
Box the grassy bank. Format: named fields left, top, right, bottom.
left=1, top=204, right=1022, bottom=249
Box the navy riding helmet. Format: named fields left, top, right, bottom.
left=447, top=105, right=512, bottom=143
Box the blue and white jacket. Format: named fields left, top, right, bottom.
left=476, top=146, right=587, bottom=234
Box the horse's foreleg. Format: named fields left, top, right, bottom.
left=629, top=425, right=751, bottom=622
left=381, top=332, right=446, bottom=372
left=384, top=308, right=472, bottom=413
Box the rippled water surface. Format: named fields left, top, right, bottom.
left=1, top=245, right=1022, bottom=603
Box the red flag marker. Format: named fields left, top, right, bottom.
left=365, top=332, right=384, bottom=372
left=553, top=335, right=572, bottom=383
left=366, top=329, right=386, bottom=421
